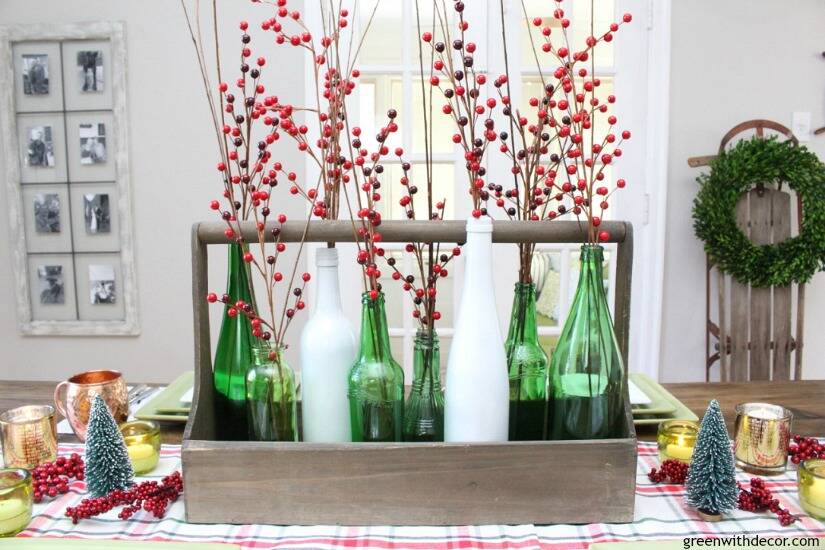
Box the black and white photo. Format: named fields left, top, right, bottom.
left=83, top=193, right=111, bottom=234
left=37, top=265, right=65, bottom=305
left=89, top=264, right=116, bottom=304
left=33, top=193, right=60, bottom=233
left=26, top=126, right=55, bottom=167
left=79, top=123, right=106, bottom=165
left=77, top=50, right=103, bottom=92
left=22, top=54, right=49, bottom=95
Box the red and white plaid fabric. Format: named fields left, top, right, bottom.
left=16, top=442, right=825, bottom=549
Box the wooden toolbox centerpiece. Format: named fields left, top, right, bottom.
left=182, top=220, right=638, bottom=526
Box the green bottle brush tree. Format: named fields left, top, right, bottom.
left=85, top=395, right=133, bottom=498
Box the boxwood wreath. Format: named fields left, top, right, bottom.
left=692, top=137, right=825, bottom=287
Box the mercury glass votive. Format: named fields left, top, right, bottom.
left=734, top=403, right=792, bottom=476
left=0, top=405, right=58, bottom=469
left=799, top=459, right=825, bottom=520
left=657, top=420, right=699, bottom=463
left=0, top=469, right=32, bottom=537
left=119, top=420, right=160, bottom=474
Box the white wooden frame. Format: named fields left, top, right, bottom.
left=0, top=22, right=139, bottom=336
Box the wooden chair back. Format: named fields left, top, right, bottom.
left=691, top=120, right=804, bottom=382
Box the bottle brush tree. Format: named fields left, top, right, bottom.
left=85, top=394, right=134, bottom=497
left=685, top=399, right=737, bottom=517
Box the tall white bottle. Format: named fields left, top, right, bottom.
left=445, top=216, right=509, bottom=442
left=300, top=247, right=357, bottom=442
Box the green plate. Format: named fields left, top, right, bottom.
left=630, top=373, right=677, bottom=416
left=630, top=373, right=698, bottom=426
left=134, top=371, right=193, bottom=423
left=0, top=540, right=238, bottom=549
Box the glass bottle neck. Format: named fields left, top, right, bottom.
left=413, top=329, right=441, bottom=382
left=576, top=245, right=607, bottom=300
left=358, top=292, right=392, bottom=362
left=227, top=242, right=255, bottom=303
left=252, top=345, right=284, bottom=365
left=506, top=282, right=540, bottom=344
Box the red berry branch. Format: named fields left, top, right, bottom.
left=65, top=471, right=184, bottom=524
left=32, top=454, right=85, bottom=503
left=737, top=477, right=797, bottom=527
left=257, top=0, right=379, bottom=223
left=419, top=0, right=633, bottom=284
left=647, top=459, right=689, bottom=484
left=789, top=435, right=824, bottom=464
left=183, top=5, right=318, bottom=357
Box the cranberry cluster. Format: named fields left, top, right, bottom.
left=647, top=459, right=689, bottom=484
left=789, top=435, right=823, bottom=465
left=737, top=477, right=797, bottom=526
left=32, top=454, right=85, bottom=503
left=65, top=471, right=183, bottom=524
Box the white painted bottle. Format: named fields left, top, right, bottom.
left=300, top=247, right=357, bottom=442
left=445, top=216, right=509, bottom=442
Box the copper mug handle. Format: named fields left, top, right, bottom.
left=54, top=380, right=70, bottom=419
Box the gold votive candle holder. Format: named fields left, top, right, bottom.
left=798, top=459, right=825, bottom=520
left=657, top=420, right=699, bottom=463
left=733, top=403, right=792, bottom=476
left=0, top=469, right=32, bottom=537
left=119, top=420, right=160, bottom=474
left=0, top=405, right=58, bottom=470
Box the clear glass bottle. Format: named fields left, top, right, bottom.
left=348, top=292, right=404, bottom=442
left=245, top=346, right=298, bottom=442
left=213, top=242, right=256, bottom=441
left=505, top=282, right=549, bottom=440
left=548, top=245, right=627, bottom=440
left=404, top=330, right=444, bottom=442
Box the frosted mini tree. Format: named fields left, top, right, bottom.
left=85, top=394, right=134, bottom=497
left=685, top=399, right=737, bottom=518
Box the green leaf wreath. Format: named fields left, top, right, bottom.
left=692, top=137, right=825, bottom=287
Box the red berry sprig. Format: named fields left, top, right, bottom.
left=737, top=477, right=797, bottom=527
left=65, top=471, right=183, bottom=524
left=647, top=459, right=689, bottom=484
left=789, top=435, right=823, bottom=465
left=32, top=454, right=85, bottom=503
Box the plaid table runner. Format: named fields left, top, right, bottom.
left=16, top=442, right=825, bottom=549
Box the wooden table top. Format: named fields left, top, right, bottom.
left=2, top=379, right=823, bottom=444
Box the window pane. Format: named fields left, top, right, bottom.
left=573, top=0, right=615, bottom=67
left=380, top=163, right=455, bottom=221
left=357, top=76, right=404, bottom=153
left=532, top=250, right=561, bottom=328
left=411, top=79, right=455, bottom=154
left=520, top=1, right=564, bottom=68
left=359, top=0, right=404, bottom=65
left=410, top=0, right=453, bottom=60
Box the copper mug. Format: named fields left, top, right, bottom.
left=54, top=370, right=128, bottom=441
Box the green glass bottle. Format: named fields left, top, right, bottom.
left=548, top=245, right=627, bottom=440
left=245, top=345, right=298, bottom=442
left=506, top=282, right=549, bottom=440
left=213, top=242, right=256, bottom=441
left=403, top=329, right=444, bottom=442
left=348, top=292, right=404, bottom=442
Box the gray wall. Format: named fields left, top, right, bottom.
left=0, top=1, right=306, bottom=382
left=661, top=0, right=825, bottom=381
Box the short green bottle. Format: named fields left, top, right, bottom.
left=403, top=329, right=444, bottom=442
left=505, top=282, right=549, bottom=440
left=348, top=292, right=404, bottom=442
left=245, top=345, right=298, bottom=442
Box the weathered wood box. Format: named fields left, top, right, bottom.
left=182, top=220, right=637, bottom=525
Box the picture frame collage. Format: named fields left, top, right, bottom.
left=0, top=23, right=138, bottom=335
